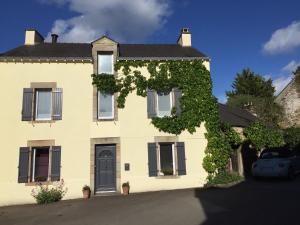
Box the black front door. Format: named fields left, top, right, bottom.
left=95, top=145, right=116, bottom=192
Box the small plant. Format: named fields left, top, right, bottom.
left=161, top=167, right=174, bottom=176
left=82, top=185, right=91, bottom=199
left=122, top=182, right=130, bottom=195
left=31, top=179, right=67, bottom=204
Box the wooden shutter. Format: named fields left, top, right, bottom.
left=148, top=143, right=157, bottom=177
left=177, top=142, right=186, bottom=175
left=173, top=88, right=182, bottom=116
left=147, top=89, right=157, bottom=118
left=18, top=147, right=30, bottom=183
left=21, top=88, right=33, bottom=121
left=52, top=88, right=63, bottom=120
left=51, top=146, right=61, bottom=181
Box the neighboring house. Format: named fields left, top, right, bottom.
left=275, top=77, right=300, bottom=128
left=219, top=103, right=257, bottom=175
left=0, top=28, right=211, bottom=206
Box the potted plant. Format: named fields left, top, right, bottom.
left=82, top=185, right=91, bottom=199
left=122, top=182, right=130, bottom=195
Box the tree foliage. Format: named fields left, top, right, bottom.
left=283, top=127, right=300, bottom=150
left=244, top=122, right=284, bottom=151
left=226, top=68, right=283, bottom=125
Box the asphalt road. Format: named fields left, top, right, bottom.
left=1, top=177, right=300, bottom=225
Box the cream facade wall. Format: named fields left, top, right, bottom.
left=0, top=60, right=209, bottom=206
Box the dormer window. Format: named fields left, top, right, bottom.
left=97, top=52, right=114, bottom=74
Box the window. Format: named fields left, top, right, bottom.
left=18, top=145, right=61, bottom=183
left=35, top=89, right=52, bottom=120
left=157, top=92, right=172, bottom=117
left=31, top=147, right=49, bottom=182
left=21, top=87, right=62, bottom=121
left=98, top=92, right=114, bottom=119
left=158, top=143, right=176, bottom=176
left=148, top=142, right=186, bottom=177
left=98, top=53, right=113, bottom=74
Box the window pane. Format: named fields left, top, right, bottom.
left=33, top=148, right=49, bottom=182
left=36, top=90, right=52, bottom=120
left=99, top=92, right=113, bottom=118
left=98, top=54, right=113, bottom=74
left=157, top=92, right=171, bottom=117
left=160, top=144, right=174, bottom=176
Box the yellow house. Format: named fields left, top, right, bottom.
left=0, top=28, right=210, bottom=206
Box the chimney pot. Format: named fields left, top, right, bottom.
left=51, top=34, right=58, bottom=43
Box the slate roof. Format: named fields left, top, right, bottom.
left=0, top=43, right=207, bottom=59
left=218, top=103, right=256, bottom=127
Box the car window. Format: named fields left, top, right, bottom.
left=260, top=152, right=279, bottom=159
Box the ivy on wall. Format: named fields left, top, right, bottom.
left=92, top=60, right=232, bottom=177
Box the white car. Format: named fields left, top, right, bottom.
left=252, top=148, right=300, bottom=179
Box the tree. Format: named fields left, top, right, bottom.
left=244, top=122, right=284, bottom=151
left=226, top=68, right=283, bottom=125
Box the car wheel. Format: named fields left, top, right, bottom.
left=288, top=167, right=295, bottom=180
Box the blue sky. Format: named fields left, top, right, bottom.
left=1, top=0, right=300, bottom=102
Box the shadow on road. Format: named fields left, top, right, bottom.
left=194, top=176, right=300, bottom=225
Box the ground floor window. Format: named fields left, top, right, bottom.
left=31, top=147, right=49, bottom=182
left=158, top=143, right=176, bottom=176
left=148, top=142, right=186, bottom=177
left=18, top=145, right=61, bottom=183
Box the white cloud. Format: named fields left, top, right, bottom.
left=40, top=0, right=171, bottom=43
left=263, top=21, right=300, bottom=54
left=281, top=60, right=300, bottom=73
left=217, top=94, right=227, bottom=104
left=273, top=75, right=293, bottom=95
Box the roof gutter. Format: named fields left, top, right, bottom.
left=0, top=56, right=93, bottom=63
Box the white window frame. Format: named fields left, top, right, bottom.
left=31, top=147, right=50, bottom=182
left=98, top=91, right=115, bottom=120
left=158, top=143, right=176, bottom=176
left=97, top=53, right=114, bottom=75
left=35, top=89, right=52, bottom=121
left=156, top=91, right=173, bottom=118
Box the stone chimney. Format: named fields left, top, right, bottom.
left=25, top=29, right=44, bottom=45
left=177, top=28, right=191, bottom=47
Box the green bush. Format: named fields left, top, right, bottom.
left=206, top=172, right=244, bottom=186
left=31, top=179, right=67, bottom=204
left=283, top=127, right=300, bottom=150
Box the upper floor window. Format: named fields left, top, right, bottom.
left=35, top=89, right=52, bottom=120
left=98, top=92, right=114, bottom=119
left=147, top=88, right=182, bottom=119
left=22, top=87, right=62, bottom=121
left=98, top=53, right=113, bottom=74
left=157, top=91, right=172, bottom=117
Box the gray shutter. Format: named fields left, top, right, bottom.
left=147, top=89, right=157, bottom=118
left=177, top=142, right=186, bottom=175
left=148, top=143, right=157, bottom=177
left=18, top=147, right=30, bottom=183
left=174, top=88, right=182, bottom=116
left=22, top=88, right=33, bottom=121
left=52, top=88, right=62, bottom=120
left=51, top=146, right=61, bottom=181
